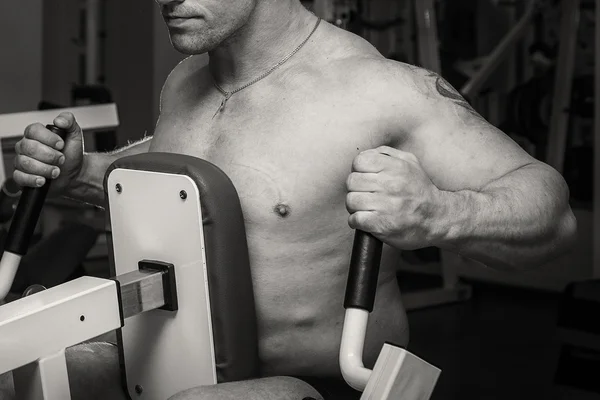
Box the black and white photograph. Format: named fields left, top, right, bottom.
left=0, top=0, right=597, bottom=399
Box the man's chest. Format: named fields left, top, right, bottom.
left=150, top=97, right=388, bottom=226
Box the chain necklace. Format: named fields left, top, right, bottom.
left=212, top=17, right=322, bottom=118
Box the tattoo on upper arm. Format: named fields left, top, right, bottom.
left=406, top=64, right=483, bottom=119
left=421, top=73, right=485, bottom=121
left=427, top=73, right=479, bottom=116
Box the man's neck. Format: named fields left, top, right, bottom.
left=208, top=0, right=316, bottom=90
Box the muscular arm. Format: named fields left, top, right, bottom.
left=393, top=65, right=577, bottom=270
left=66, top=136, right=152, bottom=207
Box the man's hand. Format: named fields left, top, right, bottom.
left=346, top=146, right=444, bottom=250
left=13, top=112, right=84, bottom=195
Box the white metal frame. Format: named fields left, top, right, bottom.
left=340, top=307, right=441, bottom=399
left=0, top=169, right=217, bottom=400
left=0, top=277, right=122, bottom=399
left=107, top=169, right=217, bottom=398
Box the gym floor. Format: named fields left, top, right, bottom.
left=399, top=272, right=575, bottom=400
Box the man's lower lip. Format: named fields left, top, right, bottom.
left=166, top=17, right=196, bottom=27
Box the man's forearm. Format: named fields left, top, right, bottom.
left=433, top=163, right=577, bottom=271
left=65, top=136, right=152, bottom=207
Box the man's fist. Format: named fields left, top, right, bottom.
left=346, top=146, right=445, bottom=250
left=13, top=112, right=84, bottom=196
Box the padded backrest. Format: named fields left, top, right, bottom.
left=104, top=152, right=260, bottom=382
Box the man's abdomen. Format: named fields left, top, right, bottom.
left=253, top=255, right=409, bottom=378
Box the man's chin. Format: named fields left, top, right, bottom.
left=168, top=36, right=210, bottom=55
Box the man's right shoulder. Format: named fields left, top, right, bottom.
left=159, top=55, right=210, bottom=110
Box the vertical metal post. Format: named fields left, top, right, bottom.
left=414, top=0, right=442, bottom=73
left=545, top=0, right=581, bottom=173
left=594, top=0, right=600, bottom=277
left=86, top=0, right=99, bottom=84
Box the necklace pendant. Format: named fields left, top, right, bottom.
left=213, top=94, right=230, bottom=119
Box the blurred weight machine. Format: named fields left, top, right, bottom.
left=447, top=0, right=600, bottom=293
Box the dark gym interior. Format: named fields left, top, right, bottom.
left=0, top=0, right=598, bottom=399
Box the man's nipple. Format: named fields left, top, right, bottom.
left=274, top=203, right=291, bottom=218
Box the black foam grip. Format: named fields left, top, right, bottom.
left=5, top=125, right=67, bottom=255
left=343, top=230, right=383, bottom=312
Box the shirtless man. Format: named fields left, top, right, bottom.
left=3, top=0, right=576, bottom=399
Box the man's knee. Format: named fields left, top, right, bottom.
left=0, top=343, right=124, bottom=400
left=0, top=372, right=15, bottom=400
left=65, top=342, right=128, bottom=400
left=168, top=376, right=324, bottom=400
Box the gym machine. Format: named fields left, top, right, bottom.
left=0, top=126, right=440, bottom=399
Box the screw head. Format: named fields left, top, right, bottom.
left=116, top=183, right=122, bottom=193
left=179, top=190, right=187, bottom=200
left=135, top=385, right=143, bottom=394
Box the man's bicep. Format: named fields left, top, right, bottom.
left=404, top=114, right=535, bottom=192
left=396, top=75, right=535, bottom=192
left=386, top=65, right=535, bottom=191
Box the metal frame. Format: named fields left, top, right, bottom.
left=12, top=350, right=70, bottom=400
left=545, top=0, right=581, bottom=174
left=595, top=0, right=600, bottom=279
left=85, top=0, right=100, bottom=85
left=0, top=168, right=216, bottom=400
left=340, top=309, right=440, bottom=400
left=107, top=169, right=218, bottom=398
left=456, top=0, right=581, bottom=177
left=459, top=0, right=540, bottom=100
left=0, top=277, right=122, bottom=399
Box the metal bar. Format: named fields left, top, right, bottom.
left=545, top=0, right=581, bottom=173
left=460, top=0, right=538, bottom=98
left=86, top=0, right=99, bottom=84
left=13, top=350, right=71, bottom=400
left=115, top=268, right=168, bottom=320
left=0, top=104, right=119, bottom=137
left=0, top=276, right=121, bottom=375
left=414, top=0, right=442, bottom=73
left=594, top=0, right=600, bottom=278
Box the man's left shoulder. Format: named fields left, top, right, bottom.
left=330, top=56, right=430, bottom=129
left=336, top=55, right=421, bottom=85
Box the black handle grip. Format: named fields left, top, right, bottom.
left=5, top=125, right=68, bottom=255
left=343, top=230, right=383, bottom=312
